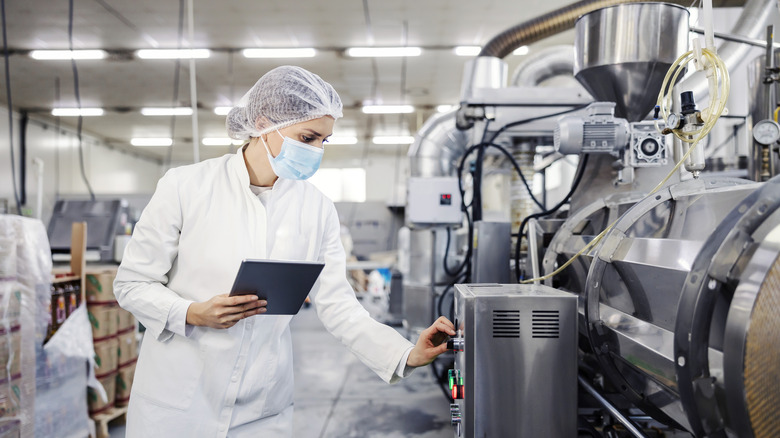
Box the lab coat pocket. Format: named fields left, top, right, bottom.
left=133, top=334, right=205, bottom=411
left=270, top=233, right=310, bottom=261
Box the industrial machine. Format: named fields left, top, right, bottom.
left=449, top=284, right=578, bottom=437
left=403, top=1, right=780, bottom=437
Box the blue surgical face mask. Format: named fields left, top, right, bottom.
left=260, top=129, right=324, bottom=180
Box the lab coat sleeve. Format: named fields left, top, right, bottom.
left=311, top=203, right=415, bottom=384
left=114, top=169, right=194, bottom=342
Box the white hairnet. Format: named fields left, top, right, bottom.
left=226, top=65, right=343, bottom=140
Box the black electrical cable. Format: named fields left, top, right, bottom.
left=437, top=271, right=467, bottom=320
left=164, top=0, right=186, bottom=171
left=1, top=0, right=21, bottom=214
left=443, top=225, right=470, bottom=277
left=486, top=105, right=588, bottom=145
left=458, top=142, right=545, bottom=211
left=68, top=0, right=95, bottom=201
left=514, top=154, right=590, bottom=282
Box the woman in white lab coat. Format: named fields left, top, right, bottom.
left=113, top=66, right=455, bottom=438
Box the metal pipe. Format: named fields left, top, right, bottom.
left=578, top=375, right=649, bottom=438
left=407, top=110, right=470, bottom=177
left=187, top=0, right=200, bottom=163
left=682, top=0, right=775, bottom=101
left=690, top=26, right=780, bottom=49
left=511, top=45, right=576, bottom=87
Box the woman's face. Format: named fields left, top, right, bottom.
left=263, top=116, right=335, bottom=156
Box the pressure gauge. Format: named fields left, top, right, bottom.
left=753, top=119, right=780, bottom=145
left=667, top=113, right=681, bottom=130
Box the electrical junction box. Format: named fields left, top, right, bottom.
left=406, top=177, right=462, bottom=226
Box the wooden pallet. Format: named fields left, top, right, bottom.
left=91, top=405, right=128, bottom=438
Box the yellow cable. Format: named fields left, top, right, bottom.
left=522, top=47, right=730, bottom=285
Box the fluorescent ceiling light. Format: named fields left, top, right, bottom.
left=131, top=138, right=173, bottom=147
left=242, top=48, right=316, bottom=58
left=30, top=50, right=106, bottom=60
left=214, top=106, right=232, bottom=116
left=326, top=136, right=358, bottom=145
left=436, top=105, right=456, bottom=113
left=346, top=47, right=421, bottom=57
left=513, top=46, right=529, bottom=56
left=372, top=136, right=414, bottom=145
left=141, top=107, right=193, bottom=116
left=202, top=137, right=244, bottom=146
left=52, top=108, right=104, bottom=116
left=362, top=105, right=415, bottom=114
left=454, top=46, right=481, bottom=57
left=136, top=49, right=211, bottom=59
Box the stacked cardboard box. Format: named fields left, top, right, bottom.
left=85, top=270, right=138, bottom=414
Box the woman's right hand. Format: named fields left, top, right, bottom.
left=186, top=294, right=267, bottom=329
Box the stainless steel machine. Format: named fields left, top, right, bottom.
left=401, top=1, right=780, bottom=436
left=449, top=284, right=578, bottom=437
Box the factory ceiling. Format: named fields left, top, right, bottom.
left=0, top=0, right=745, bottom=163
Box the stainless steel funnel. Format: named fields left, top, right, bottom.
left=574, top=3, right=689, bottom=121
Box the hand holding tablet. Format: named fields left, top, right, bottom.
left=229, top=259, right=325, bottom=315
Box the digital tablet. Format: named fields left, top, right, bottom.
left=229, top=259, right=325, bottom=315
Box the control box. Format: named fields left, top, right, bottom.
left=406, top=177, right=462, bottom=226
left=449, top=284, right=577, bottom=437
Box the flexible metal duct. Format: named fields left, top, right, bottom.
left=408, top=110, right=470, bottom=178
left=511, top=45, right=576, bottom=87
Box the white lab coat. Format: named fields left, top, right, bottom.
left=114, top=148, right=414, bottom=437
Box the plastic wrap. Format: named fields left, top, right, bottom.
left=36, top=304, right=99, bottom=438
left=0, top=215, right=93, bottom=438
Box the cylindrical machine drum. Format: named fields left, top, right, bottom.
left=581, top=176, right=780, bottom=436
left=673, top=175, right=780, bottom=437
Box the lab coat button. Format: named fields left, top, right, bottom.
left=231, top=374, right=238, bottom=382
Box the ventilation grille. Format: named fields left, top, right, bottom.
left=492, top=310, right=520, bottom=338
left=532, top=310, right=560, bottom=338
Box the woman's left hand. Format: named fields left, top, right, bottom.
left=407, top=316, right=456, bottom=367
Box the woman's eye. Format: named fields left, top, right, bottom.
left=302, top=135, right=314, bottom=143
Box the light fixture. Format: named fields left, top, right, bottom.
left=346, top=47, right=422, bottom=57
left=513, top=46, right=529, bottom=56
left=30, top=50, right=106, bottom=60
left=326, top=136, right=358, bottom=145
left=242, top=48, right=316, bottom=58
left=454, top=46, right=481, bottom=57
left=362, top=105, right=415, bottom=114
left=202, top=137, right=244, bottom=146
left=436, top=105, right=456, bottom=113
left=52, top=108, right=104, bottom=116
left=141, top=107, right=193, bottom=116
left=136, top=49, right=211, bottom=59
left=372, top=135, right=415, bottom=145
left=214, top=107, right=232, bottom=116
left=131, top=138, right=173, bottom=147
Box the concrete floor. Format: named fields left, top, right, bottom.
left=110, top=304, right=453, bottom=437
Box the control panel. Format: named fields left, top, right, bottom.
left=406, top=177, right=463, bottom=226
left=447, top=284, right=578, bottom=437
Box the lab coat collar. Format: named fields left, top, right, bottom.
left=230, top=145, right=291, bottom=194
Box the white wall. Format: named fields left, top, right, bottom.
left=0, top=106, right=162, bottom=223
left=321, top=144, right=409, bottom=205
